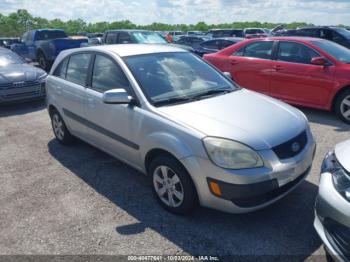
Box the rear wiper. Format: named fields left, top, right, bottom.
left=190, top=89, right=233, bottom=100
left=153, top=97, right=192, bottom=106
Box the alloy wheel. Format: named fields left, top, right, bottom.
left=153, top=165, right=184, bottom=208
left=52, top=114, right=64, bottom=140
left=340, top=95, right=350, bottom=121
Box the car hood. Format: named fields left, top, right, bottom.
left=0, top=64, right=46, bottom=85
left=157, top=89, right=307, bottom=150
left=335, top=139, right=350, bottom=172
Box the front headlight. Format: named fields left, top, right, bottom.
left=322, top=151, right=350, bottom=201
left=203, top=137, right=264, bottom=169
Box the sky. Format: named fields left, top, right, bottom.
left=1, top=0, right=350, bottom=25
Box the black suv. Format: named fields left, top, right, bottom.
left=290, top=27, right=350, bottom=49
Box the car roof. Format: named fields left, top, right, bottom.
left=78, top=44, right=188, bottom=57
left=249, top=36, right=326, bottom=42
left=105, top=29, right=150, bottom=33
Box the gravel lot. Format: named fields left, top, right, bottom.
left=0, top=100, right=349, bottom=260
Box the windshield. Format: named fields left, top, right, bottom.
left=124, top=52, right=237, bottom=106
left=131, top=32, right=167, bottom=44
left=312, top=40, right=350, bottom=63
left=0, top=51, right=24, bottom=66
left=36, top=30, right=67, bottom=40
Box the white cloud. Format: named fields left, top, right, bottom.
left=1, top=0, right=349, bottom=25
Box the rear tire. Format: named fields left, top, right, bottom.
left=335, top=89, right=350, bottom=124
left=149, top=155, right=198, bottom=214
left=50, top=109, right=74, bottom=145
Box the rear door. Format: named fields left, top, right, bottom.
left=84, top=53, right=140, bottom=166
left=228, top=40, right=275, bottom=95
left=269, top=41, right=335, bottom=107
left=51, top=53, right=92, bottom=139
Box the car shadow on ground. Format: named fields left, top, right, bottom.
left=0, top=100, right=45, bottom=117
left=300, top=107, right=350, bottom=132
left=48, top=139, right=322, bottom=259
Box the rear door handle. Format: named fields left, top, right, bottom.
left=273, top=65, right=284, bottom=71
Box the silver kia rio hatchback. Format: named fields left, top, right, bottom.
left=46, top=44, right=316, bottom=214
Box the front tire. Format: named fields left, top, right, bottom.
left=38, top=52, right=50, bottom=71
left=50, top=109, right=74, bottom=145
left=149, top=155, right=198, bottom=214
left=335, top=89, right=350, bottom=124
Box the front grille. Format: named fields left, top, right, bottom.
left=273, top=131, right=307, bottom=160
left=0, top=81, right=44, bottom=101
left=324, top=218, right=350, bottom=261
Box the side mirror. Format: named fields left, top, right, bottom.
left=311, top=57, right=330, bottom=66
left=102, top=89, right=132, bottom=104
left=223, top=72, right=232, bottom=79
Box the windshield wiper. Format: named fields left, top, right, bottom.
left=153, top=96, right=193, bottom=106
left=190, top=88, right=233, bottom=100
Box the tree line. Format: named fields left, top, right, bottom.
left=0, top=9, right=344, bottom=37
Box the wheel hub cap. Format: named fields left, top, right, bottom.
left=341, top=95, right=350, bottom=121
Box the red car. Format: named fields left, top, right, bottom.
left=204, top=37, right=350, bottom=124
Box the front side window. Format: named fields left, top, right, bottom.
left=66, top=53, right=92, bottom=86
left=118, top=32, right=132, bottom=44
left=234, top=41, right=273, bottom=59
left=92, top=55, right=130, bottom=93
left=277, top=42, right=319, bottom=64
left=124, top=52, right=237, bottom=106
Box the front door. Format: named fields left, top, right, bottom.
left=84, top=54, right=140, bottom=166
left=270, top=41, right=335, bottom=107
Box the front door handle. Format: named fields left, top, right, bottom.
left=230, top=60, right=238, bottom=65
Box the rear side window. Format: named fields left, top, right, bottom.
left=221, top=40, right=235, bottom=49
left=234, top=41, right=273, bottom=59
left=201, top=40, right=219, bottom=49
left=106, top=33, right=117, bottom=44
left=277, top=42, right=319, bottom=64
left=66, top=53, right=92, bottom=86
left=53, top=57, right=69, bottom=78
left=91, top=55, right=130, bottom=93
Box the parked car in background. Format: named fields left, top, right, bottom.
left=204, top=37, right=350, bottom=124
left=174, top=36, right=211, bottom=48
left=11, top=29, right=88, bottom=71
left=0, top=38, right=20, bottom=49
left=194, top=37, right=243, bottom=56
left=315, top=139, right=350, bottom=261
left=0, top=47, right=47, bottom=104
left=87, top=33, right=104, bottom=38
left=187, top=31, right=204, bottom=36
left=243, top=28, right=268, bottom=38
left=103, top=30, right=194, bottom=52
left=47, top=44, right=315, bottom=214
left=286, top=26, right=350, bottom=49
left=274, top=29, right=298, bottom=36
left=206, top=29, right=244, bottom=38
left=167, top=31, right=184, bottom=42
left=80, top=37, right=103, bottom=47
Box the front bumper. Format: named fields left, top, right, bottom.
left=0, top=82, right=46, bottom=104
left=181, top=129, right=316, bottom=213
left=314, top=172, right=350, bottom=262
